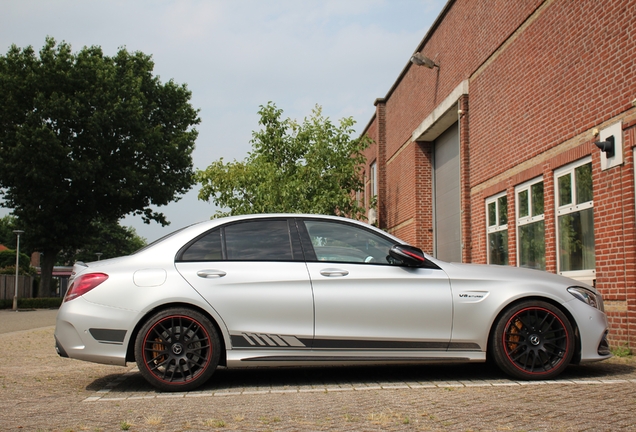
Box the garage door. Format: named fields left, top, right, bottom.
left=434, top=123, right=461, bottom=262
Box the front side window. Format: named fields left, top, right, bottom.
left=303, top=220, right=395, bottom=264
left=555, top=158, right=595, bottom=276
left=516, top=179, right=545, bottom=270
left=486, top=192, right=508, bottom=265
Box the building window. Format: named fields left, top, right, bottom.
left=369, top=161, right=377, bottom=199
left=555, top=158, right=595, bottom=278
left=486, top=192, right=508, bottom=265
left=516, top=178, right=545, bottom=270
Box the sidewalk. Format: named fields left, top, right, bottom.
left=0, top=308, right=58, bottom=334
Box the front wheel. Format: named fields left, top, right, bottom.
left=491, top=300, right=575, bottom=380
left=135, top=307, right=220, bottom=391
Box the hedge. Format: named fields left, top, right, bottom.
left=0, top=297, right=62, bottom=309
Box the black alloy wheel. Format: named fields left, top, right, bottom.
left=135, top=307, right=220, bottom=391
left=491, top=300, right=575, bottom=380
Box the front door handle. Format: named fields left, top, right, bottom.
left=320, top=268, right=349, bottom=277
left=197, top=270, right=227, bottom=279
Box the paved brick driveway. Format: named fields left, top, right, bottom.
left=1, top=311, right=635, bottom=430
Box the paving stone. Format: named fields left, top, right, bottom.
left=1, top=316, right=636, bottom=430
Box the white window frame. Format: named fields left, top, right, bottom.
left=369, top=161, right=377, bottom=199
left=486, top=191, right=508, bottom=265
left=554, top=156, right=595, bottom=282
left=515, top=177, right=545, bottom=269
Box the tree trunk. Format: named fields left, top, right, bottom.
left=38, top=250, right=58, bottom=298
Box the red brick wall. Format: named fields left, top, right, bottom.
left=361, top=0, right=636, bottom=346
left=383, top=0, right=543, bottom=161
left=469, top=0, right=636, bottom=187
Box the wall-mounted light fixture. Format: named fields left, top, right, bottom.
left=410, top=52, right=438, bottom=69
left=594, top=135, right=615, bottom=158
left=595, top=122, right=623, bottom=170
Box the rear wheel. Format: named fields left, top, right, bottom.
left=491, top=300, right=574, bottom=380
left=135, top=307, right=220, bottom=391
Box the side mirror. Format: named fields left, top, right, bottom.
left=389, top=244, right=426, bottom=267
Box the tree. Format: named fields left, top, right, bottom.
left=57, top=220, right=146, bottom=265
left=0, top=215, right=19, bottom=250
left=0, top=38, right=200, bottom=296
left=197, top=102, right=370, bottom=217
left=0, top=249, right=32, bottom=275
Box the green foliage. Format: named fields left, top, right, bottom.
left=57, top=220, right=146, bottom=265
left=0, top=297, right=62, bottom=309
left=0, top=249, right=33, bottom=274
left=0, top=37, right=199, bottom=295
left=612, top=343, right=633, bottom=357
left=0, top=215, right=19, bottom=250
left=197, top=102, right=370, bottom=218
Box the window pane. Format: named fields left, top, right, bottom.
left=575, top=162, right=593, bottom=204
left=370, top=162, right=377, bottom=198
left=558, top=173, right=572, bottom=207
left=518, top=220, right=545, bottom=270
left=558, top=208, right=595, bottom=271
left=304, top=220, right=394, bottom=264
left=488, top=231, right=508, bottom=265
left=225, top=220, right=292, bottom=261
left=181, top=229, right=222, bottom=261
left=488, top=201, right=496, bottom=227
left=531, top=182, right=544, bottom=216
left=498, top=195, right=508, bottom=225
left=518, top=189, right=529, bottom=218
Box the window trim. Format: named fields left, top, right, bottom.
left=486, top=191, right=508, bottom=265
left=515, top=177, right=545, bottom=269
left=554, top=156, right=595, bottom=281
left=369, top=160, right=377, bottom=200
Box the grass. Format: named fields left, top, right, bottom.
left=203, top=418, right=226, bottom=428
left=612, top=343, right=633, bottom=357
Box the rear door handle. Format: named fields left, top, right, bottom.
left=197, top=270, right=227, bottom=279
left=320, top=268, right=349, bottom=277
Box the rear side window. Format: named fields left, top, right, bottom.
left=180, top=229, right=222, bottom=261
left=225, top=220, right=293, bottom=261
left=177, top=219, right=301, bottom=262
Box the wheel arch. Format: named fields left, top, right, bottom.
left=486, top=295, right=582, bottom=364
left=125, top=302, right=228, bottom=366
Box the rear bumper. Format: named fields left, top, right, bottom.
left=54, top=297, right=136, bottom=366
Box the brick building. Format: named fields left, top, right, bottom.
left=360, top=0, right=636, bottom=347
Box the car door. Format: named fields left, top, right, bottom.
left=299, top=218, right=453, bottom=350
left=175, top=218, right=314, bottom=349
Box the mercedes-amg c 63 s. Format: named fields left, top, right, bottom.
left=55, top=214, right=610, bottom=391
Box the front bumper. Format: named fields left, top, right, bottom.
left=566, top=298, right=612, bottom=363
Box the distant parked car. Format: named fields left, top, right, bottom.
left=55, top=214, right=610, bottom=391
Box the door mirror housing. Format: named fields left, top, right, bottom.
left=389, top=244, right=426, bottom=267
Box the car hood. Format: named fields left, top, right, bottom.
left=435, top=261, right=598, bottom=293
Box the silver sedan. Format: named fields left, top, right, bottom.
left=54, top=214, right=611, bottom=391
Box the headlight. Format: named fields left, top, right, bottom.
left=567, top=286, right=604, bottom=312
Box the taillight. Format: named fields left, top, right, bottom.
left=64, top=273, right=109, bottom=302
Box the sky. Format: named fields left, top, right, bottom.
left=0, top=0, right=446, bottom=243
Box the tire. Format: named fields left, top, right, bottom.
left=491, top=300, right=575, bottom=380
left=135, top=307, right=220, bottom=392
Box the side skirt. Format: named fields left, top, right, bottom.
left=225, top=350, right=486, bottom=368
